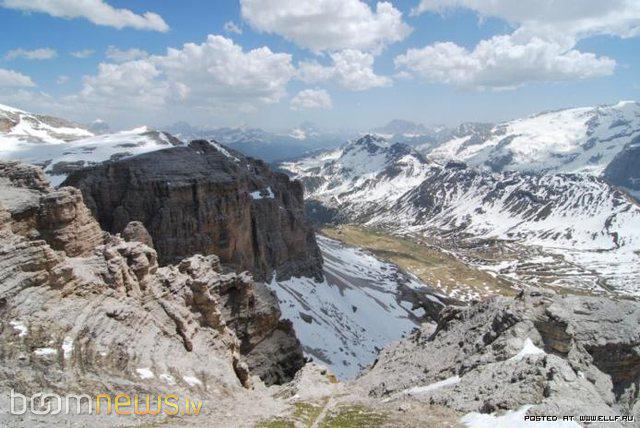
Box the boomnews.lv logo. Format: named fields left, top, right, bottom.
left=10, top=390, right=204, bottom=416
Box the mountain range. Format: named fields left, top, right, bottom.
left=281, top=102, right=640, bottom=296
left=0, top=103, right=182, bottom=186
left=0, top=101, right=639, bottom=426
left=162, top=121, right=354, bottom=163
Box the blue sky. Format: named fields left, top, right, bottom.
left=0, top=0, right=638, bottom=131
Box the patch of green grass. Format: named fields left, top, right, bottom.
left=294, top=401, right=325, bottom=426
left=255, top=400, right=326, bottom=428
left=322, top=225, right=515, bottom=299
left=320, top=404, right=388, bottom=428
left=255, top=418, right=295, bottom=428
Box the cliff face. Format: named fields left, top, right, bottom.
left=63, top=140, right=323, bottom=282
left=0, top=161, right=305, bottom=391
left=604, top=135, right=640, bottom=201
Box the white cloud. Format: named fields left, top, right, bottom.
left=299, top=50, right=391, bottom=91
left=5, top=47, right=57, bottom=60
left=56, top=75, right=69, bottom=84
left=240, top=0, right=411, bottom=52
left=398, top=0, right=633, bottom=90
left=223, top=21, right=243, bottom=35
left=105, top=46, right=149, bottom=62
left=73, top=35, right=295, bottom=120
left=1, top=0, right=169, bottom=32
left=0, top=68, right=35, bottom=87
left=412, top=0, right=640, bottom=39
left=156, top=35, right=294, bottom=107
left=78, top=60, right=168, bottom=112
left=395, top=36, right=615, bottom=90
left=290, top=89, right=332, bottom=110
left=71, top=49, right=95, bottom=58
left=0, top=88, right=71, bottom=118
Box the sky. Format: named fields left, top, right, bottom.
left=0, top=0, right=639, bottom=131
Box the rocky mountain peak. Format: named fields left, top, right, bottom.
left=349, top=134, right=389, bottom=151
left=62, top=139, right=323, bottom=282
left=372, top=119, right=429, bottom=136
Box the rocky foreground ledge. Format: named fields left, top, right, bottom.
left=355, top=288, right=640, bottom=426
left=0, top=161, right=308, bottom=425
left=0, top=160, right=638, bottom=427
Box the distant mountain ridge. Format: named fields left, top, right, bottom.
left=421, top=101, right=640, bottom=192
left=0, top=103, right=182, bottom=186
left=163, top=121, right=354, bottom=163
left=282, top=108, right=640, bottom=295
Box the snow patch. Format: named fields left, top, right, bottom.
left=509, top=338, right=546, bottom=361
left=268, top=235, right=441, bottom=379
left=136, top=368, right=155, bottom=379
left=182, top=375, right=202, bottom=386
left=33, top=348, right=57, bottom=356
left=62, top=337, right=73, bottom=359
left=461, top=405, right=580, bottom=427
left=209, top=140, right=240, bottom=163
left=160, top=373, right=176, bottom=385
left=9, top=320, right=28, bottom=337
left=250, top=187, right=275, bottom=200
left=403, top=375, right=461, bottom=396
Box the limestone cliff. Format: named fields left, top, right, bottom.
left=63, top=140, right=323, bottom=282
left=0, top=161, right=305, bottom=395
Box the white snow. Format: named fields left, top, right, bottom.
left=62, top=337, right=73, bottom=359
left=250, top=187, right=275, bottom=200
left=160, top=373, right=176, bottom=385
left=281, top=135, right=432, bottom=218
left=509, top=338, right=546, bottom=361
left=209, top=140, right=240, bottom=163
left=0, top=103, right=183, bottom=186
left=136, top=368, right=155, bottom=379
left=268, top=235, right=442, bottom=379
left=285, top=133, right=640, bottom=295
left=461, top=405, right=581, bottom=427
left=427, top=102, right=640, bottom=176
left=289, top=128, right=307, bottom=140
left=9, top=320, right=28, bottom=337
left=182, top=375, right=202, bottom=386
left=402, top=375, right=461, bottom=396
left=33, top=347, right=57, bottom=356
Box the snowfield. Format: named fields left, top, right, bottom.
left=425, top=101, right=640, bottom=176
left=0, top=104, right=182, bottom=186
left=269, top=235, right=445, bottom=379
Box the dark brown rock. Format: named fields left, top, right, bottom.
left=63, top=140, right=323, bottom=281
left=121, top=220, right=154, bottom=248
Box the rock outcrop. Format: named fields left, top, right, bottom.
left=0, top=161, right=105, bottom=255
left=356, top=289, right=640, bottom=425
left=63, top=140, right=323, bottom=282
left=605, top=135, right=640, bottom=202
left=0, top=161, right=305, bottom=399
left=121, top=220, right=154, bottom=248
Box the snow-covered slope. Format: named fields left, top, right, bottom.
left=282, top=135, right=432, bottom=220
left=380, top=163, right=640, bottom=294
left=283, top=135, right=640, bottom=295
left=269, top=235, right=448, bottom=379
left=0, top=104, right=182, bottom=185
left=425, top=101, right=640, bottom=176
left=0, top=103, right=92, bottom=144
